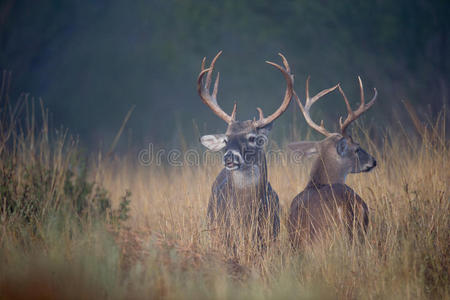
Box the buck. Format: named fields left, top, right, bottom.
left=288, top=77, right=377, bottom=247
left=198, top=51, right=293, bottom=247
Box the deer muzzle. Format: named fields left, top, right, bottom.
left=223, top=150, right=243, bottom=171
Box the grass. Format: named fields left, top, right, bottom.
left=0, top=76, right=448, bottom=299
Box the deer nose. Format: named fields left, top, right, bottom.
left=224, top=151, right=234, bottom=163
left=362, top=157, right=377, bottom=172
left=223, top=150, right=242, bottom=170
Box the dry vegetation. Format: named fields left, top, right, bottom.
left=0, top=75, right=448, bottom=299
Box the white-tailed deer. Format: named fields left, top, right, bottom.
left=198, top=51, right=293, bottom=249
left=288, top=77, right=377, bottom=247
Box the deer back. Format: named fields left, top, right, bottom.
left=288, top=183, right=368, bottom=247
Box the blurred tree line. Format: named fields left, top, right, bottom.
left=0, top=0, right=448, bottom=148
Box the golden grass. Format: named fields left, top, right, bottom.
left=93, top=110, right=449, bottom=299
left=0, top=80, right=448, bottom=299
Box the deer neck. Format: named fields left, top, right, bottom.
left=230, top=153, right=267, bottom=192
left=307, top=155, right=347, bottom=187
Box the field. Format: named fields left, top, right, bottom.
left=0, top=85, right=448, bottom=299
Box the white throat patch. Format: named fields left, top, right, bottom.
left=231, top=165, right=261, bottom=189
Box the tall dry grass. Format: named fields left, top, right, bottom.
left=0, top=73, right=448, bottom=299
left=97, top=111, right=448, bottom=299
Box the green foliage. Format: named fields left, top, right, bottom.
left=0, top=78, right=131, bottom=232
left=117, top=190, right=132, bottom=222
left=0, top=152, right=131, bottom=230
left=63, top=168, right=111, bottom=217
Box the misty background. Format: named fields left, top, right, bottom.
left=1, top=0, right=449, bottom=151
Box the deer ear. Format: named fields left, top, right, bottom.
left=336, top=137, right=349, bottom=156
left=200, top=134, right=227, bottom=151
left=288, top=141, right=318, bottom=158
left=257, top=122, right=273, bottom=136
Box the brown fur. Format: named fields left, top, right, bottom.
left=288, top=183, right=368, bottom=248
left=288, top=134, right=374, bottom=247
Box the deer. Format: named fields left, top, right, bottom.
left=198, top=51, right=293, bottom=250
left=288, top=76, right=377, bottom=248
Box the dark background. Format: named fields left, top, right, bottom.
left=1, top=0, right=448, bottom=150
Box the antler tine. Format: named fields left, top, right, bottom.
left=256, top=107, right=264, bottom=120
left=294, top=76, right=339, bottom=137
left=212, top=72, right=220, bottom=101
left=201, top=57, right=206, bottom=72
left=294, top=76, right=339, bottom=136
left=305, top=76, right=310, bottom=107
left=197, top=51, right=236, bottom=124
left=205, top=51, right=222, bottom=92
left=253, top=53, right=294, bottom=128
left=278, top=52, right=291, bottom=74
left=230, top=102, right=237, bottom=120
left=338, top=77, right=378, bottom=135
left=303, top=76, right=339, bottom=110
left=358, top=76, right=365, bottom=107
left=309, top=81, right=340, bottom=108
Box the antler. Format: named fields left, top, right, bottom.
left=294, top=76, right=339, bottom=137
left=197, top=51, right=237, bottom=124
left=338, top=76, right=377, bottom=136
left=252, top=53, right=294, bottom=128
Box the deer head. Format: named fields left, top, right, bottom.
left=289, top=77, right=377, bottom=184
left=199, top=51, right=293, bottom=172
